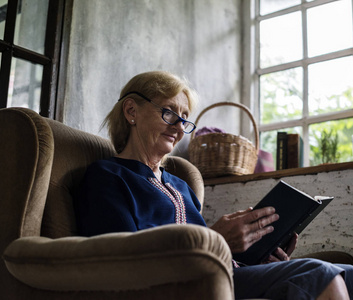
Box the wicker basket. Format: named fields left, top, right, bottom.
left=188, top=102, right=259, bottom=178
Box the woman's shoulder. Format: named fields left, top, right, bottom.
left=85, top=157, right=127, bottom=177
left=87, top=156, right=119, bottom=169
left=86, top=156, right=155, bottom=178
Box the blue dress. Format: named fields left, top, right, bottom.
left=76, top=157, right=353, bottom=300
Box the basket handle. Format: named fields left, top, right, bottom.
left=190, top=101, right=259, bottom=153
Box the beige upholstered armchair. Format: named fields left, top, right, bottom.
left=0, top=107, right=234, bottom=300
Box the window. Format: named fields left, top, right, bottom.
left=243, top=0, right=353, bottom=167
left=0, top=0, right=65, bottom=118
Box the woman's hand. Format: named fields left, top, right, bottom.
left=263, top=233, right=298, bottom=263
left=210, top=207, right=279, bottom=254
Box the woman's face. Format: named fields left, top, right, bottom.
left=134, top=92, right=190, bottom=157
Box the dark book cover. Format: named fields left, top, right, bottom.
left=287, top=133, right=300, bottom=169
left=232, top=181, right=334, bottom=266
left=276, top=132, right=288, bottom=170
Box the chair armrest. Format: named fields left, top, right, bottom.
left=3, top=224, right=233, bottom=293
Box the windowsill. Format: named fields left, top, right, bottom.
left=203, top=161, right=353, bottom=186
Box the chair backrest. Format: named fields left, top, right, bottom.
left=41, top=118, right=117, bottom=238
left=0, top=108, right=53, bottom=241
left=0, top=108, right=55, bottom=289
left=0, top=107, right=205, bottom=241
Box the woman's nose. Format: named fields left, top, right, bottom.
left=173, top=120, right=185, bottom=133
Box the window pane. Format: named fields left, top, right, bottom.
left=0, top=0, right=6, bottom=39
left=14, top=0, right=49, bottom=54
left=309, top=119, right=353, bottom=166
left=7, top=58, right=43, bottom=112
left=260, top=67, right=303, bottom=124
left=309, top=56, right=353, bottom=116
left=260, top=127, right=302, bottom=169
left=260, top=12, right=302, bottom=68
left=260, top=0, right=301, bottom=15
left=307, top=0, right=353, bottom=57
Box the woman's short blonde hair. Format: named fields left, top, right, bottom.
left=103, top=71, right=199, bottom=153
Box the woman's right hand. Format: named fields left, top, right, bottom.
left=210, top=207, right=279, bottom=254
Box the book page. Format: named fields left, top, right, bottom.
left=314, top=195, right=334, bottom=203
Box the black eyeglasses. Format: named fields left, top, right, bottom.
left=118, top=91, right=196, bottom=134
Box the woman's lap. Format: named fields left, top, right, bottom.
left=233, top=258, right=351, bottom=300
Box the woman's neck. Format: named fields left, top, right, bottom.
left=117, top=145, right=163, bottom=179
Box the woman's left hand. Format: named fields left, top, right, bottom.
left=263, top=233, right=298, bottom=263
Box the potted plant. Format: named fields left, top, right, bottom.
left=318, top=129, right=340, bottom=164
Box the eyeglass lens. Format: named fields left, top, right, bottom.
left=162, top=109, right=195, bottom=133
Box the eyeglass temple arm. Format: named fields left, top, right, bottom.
left=118, top=91, right=152, bottom=102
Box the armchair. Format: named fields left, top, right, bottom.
left=0, top=107, right=234, bottom=300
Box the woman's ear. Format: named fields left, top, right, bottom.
left=123, top=98, right=137, bottom=124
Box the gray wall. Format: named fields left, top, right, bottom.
left=61, top=0, right=242, bottom=157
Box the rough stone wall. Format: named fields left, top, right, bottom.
left=203, top=170, right=353, bottom=257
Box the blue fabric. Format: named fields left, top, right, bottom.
left=75, top=157, right=206, bottom=236
left=233, top=258, right=353, bottom=300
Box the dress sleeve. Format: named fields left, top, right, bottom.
left=75, top=162, right=138, bottom=236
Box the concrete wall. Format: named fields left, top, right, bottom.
left=203, top=170, right=353, bottom=257
left=61, top=0, right=242, bottom=157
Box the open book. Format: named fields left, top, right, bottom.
left=232, top=180, right=334, bottom=265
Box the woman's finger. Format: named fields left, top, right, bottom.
left=285, top=233, right=298, bottom=257
left=273, top=247, right=289, bottom=261
left=248, top=224, right=275, bottom=246
left=227, top=207, right=254, bottom=219
left=246, top=206, right=277, bottom=223
left=249, top=211, right=279, bottom=232
left=264, top=254, right=280, bottom=263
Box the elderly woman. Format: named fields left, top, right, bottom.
left=76, top=71, right=352, bottom=299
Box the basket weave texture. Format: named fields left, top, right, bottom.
left=188, top=102, right=259, bottom=178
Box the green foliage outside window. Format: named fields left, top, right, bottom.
left=310, top=119, right=353, bottom=165
left=312, top=129, right=340, bottom=164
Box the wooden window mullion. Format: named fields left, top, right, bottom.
left=40, top=0, right=64, bottom=118
left=0, top=0, right=18, bottom=107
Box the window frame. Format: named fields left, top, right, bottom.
left=242, top=0, right=353, bottom=167
left=0, top=0, right=65, bottom=118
